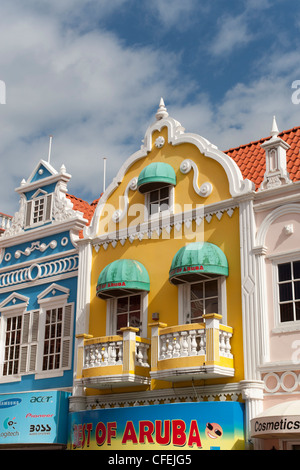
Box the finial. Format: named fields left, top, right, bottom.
left=155, top=97, right=169, bottom=120
left=60, top=163, right=66, bottom=174
left=270, top=115, right=279, bottom=138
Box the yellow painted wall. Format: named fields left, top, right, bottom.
left=87, top=125, right=244, bottom=393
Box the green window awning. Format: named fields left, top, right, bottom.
left=169, top=242, right=229, bottom=285
left=96, top=259, right=150, bottom=299
left=137, top=162, right=176, bottom=193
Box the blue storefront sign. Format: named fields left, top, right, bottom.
left=68, top=401, right=245, bottom=451
left=0, top=391, right=70, bottom=445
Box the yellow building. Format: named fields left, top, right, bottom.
left=68, top=100, right=259, bottom=451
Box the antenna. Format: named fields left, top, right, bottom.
left=103, top=157, right=107, bottom=193
left=48, top=135, right=53, bottom=164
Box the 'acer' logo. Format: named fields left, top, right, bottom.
left=30, top=396, right=52, bottom=403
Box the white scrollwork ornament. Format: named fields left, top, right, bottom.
left=180, top=159, right=212, bottom=197
left=155, top=136, right=165, bottom=148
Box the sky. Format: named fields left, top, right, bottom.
left=1, top=0, right=300, bottom=216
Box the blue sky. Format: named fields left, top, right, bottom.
left=1, top=0, right=300, bottom=215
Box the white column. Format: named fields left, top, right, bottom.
left=72, top=239, right=92, bottom=400
left=239, top=198, right=261, bottom=380
left=240, top=380, right=264, bottom=447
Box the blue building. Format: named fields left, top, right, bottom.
left=0, top=158, right=96, bottom=449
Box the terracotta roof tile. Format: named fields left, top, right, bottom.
left=66, top=193, right=100, bottom=238
left=225, top=126, right=300, bottom=190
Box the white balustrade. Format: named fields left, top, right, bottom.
left=135, top=342, right=150, bottom=367
left=158, top=324, right=233, bottom=361
left=219, top=329, right=233, bottom=358
left=159, top=328, right=206, bottom=360
left=0, top=213, right=12, bottom=232
left=84, top=340, right=123, bottom=368
left=84, top=337, right=150, bottom=369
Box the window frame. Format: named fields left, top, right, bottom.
left=25, top=191, right=53, bottom=228
left=0, top=296, right=74, bottom=382
left=178, top=276, right=227, bottom=325
left=271, top=254, right=300, bottom=332
left=144, top=185, right=174, bottom=221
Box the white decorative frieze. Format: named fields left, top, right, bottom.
left=14, top=240, right=57, bottom=259
left=0, top=254, right=79, bottom=288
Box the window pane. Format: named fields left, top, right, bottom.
left=160, top=187, right=169, bottom=199
left=280, top=303, right=294, bottom=322
left=293, top=261, right=300, bottom=280
left=129, top=295, right=141, bottom=311
left=117, top=313, right=127, bottom=332
left=117, top=297, right=128, bottom=313
left=294, top=281, right=300, bottom=300
left=205, top=298, right=218, bottom=314
left=150, top=203, right=159, bottom=215
left=149, top=190, right=159, bottom=202
left=191, top=283, right=203, bottom=300
left=129, top=311, right=140, bottom=328
left=296, top=302, right=300, bottom=321
left=191, top=300, right=203, bottom=320
left=278, top=263, right=292, bottom=282
left=279, top=283, right=293, bottom=302
left=160, top=200, right=169, bottom=212
left=205, top=280, right=218, bottom=298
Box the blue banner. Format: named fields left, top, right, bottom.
left=0, top=391, right=70, bottom=445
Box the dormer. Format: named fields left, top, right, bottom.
left=259, top=116, right=291, bottom=190
left=2, top=157, right=87, bottom=239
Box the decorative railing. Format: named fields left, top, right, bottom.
left=81, top=327, right=151, bottom=388
left=79, top=316, right=234, bottom=388
left=149, top=314, right=234, bottom=381
left=0, top=213, right=12, bottom=233
left=84, top=336, right=150, bottom=369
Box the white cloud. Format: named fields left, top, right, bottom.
left=0, top=0, right=299, bottom=219
left=209, top=13, right=254, bottom=56
left=0, top=1, right=186, bottom=214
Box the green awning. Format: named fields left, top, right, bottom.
left=169, top=242, right=229, bottom=284
left=137, top=162, right=176, bottom=193
left=96, top=259, right=150, bottom=299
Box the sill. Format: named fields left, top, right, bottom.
left=35, top=369, right=65, bottom=380
left=272, top=322, right=300, bottom=334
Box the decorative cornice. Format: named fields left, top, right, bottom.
left=92, top=202, right=238, bottom=251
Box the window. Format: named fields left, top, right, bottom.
left=189, top=279, right=219, bottom=323
left=178, top=277, right=226, bottom=325
left=144, top=186, right=173, bottom=218
left=116, top=294, right=141, bottom=334
left=3, top=315, right=22, bottom=376
left=0, top=304, right=73, bottom=381
left=25, top=192, right=52, bottom=228
left=277, top=261, right=300, bottom=323
left=106, top=292, right=148, bottom=337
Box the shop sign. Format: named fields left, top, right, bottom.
left=68, top=402, right=245, bottom=450
left=0, top=391, right=70, bottom=445
left=251, top=414, right=300, bottom=438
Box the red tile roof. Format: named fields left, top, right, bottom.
left=225, top=126, right=300, bottom=190
left=66, top=194, right=100, bottom=237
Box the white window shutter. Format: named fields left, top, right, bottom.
left=61, top=304, right=72, bottom=369
left=45, top=194, right=53, bottom=222
left=25, top=201, right=32, bottom=228
left=19, top=346, right=28, bottom=373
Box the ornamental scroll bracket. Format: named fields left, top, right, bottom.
left=180, top=159, right=212, bottom=198
left=112, top=177, right=138, bottom=223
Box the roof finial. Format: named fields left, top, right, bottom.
left=270, top=115, right=279, bottom=138
left=155, top=97, right=169, bottom=120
